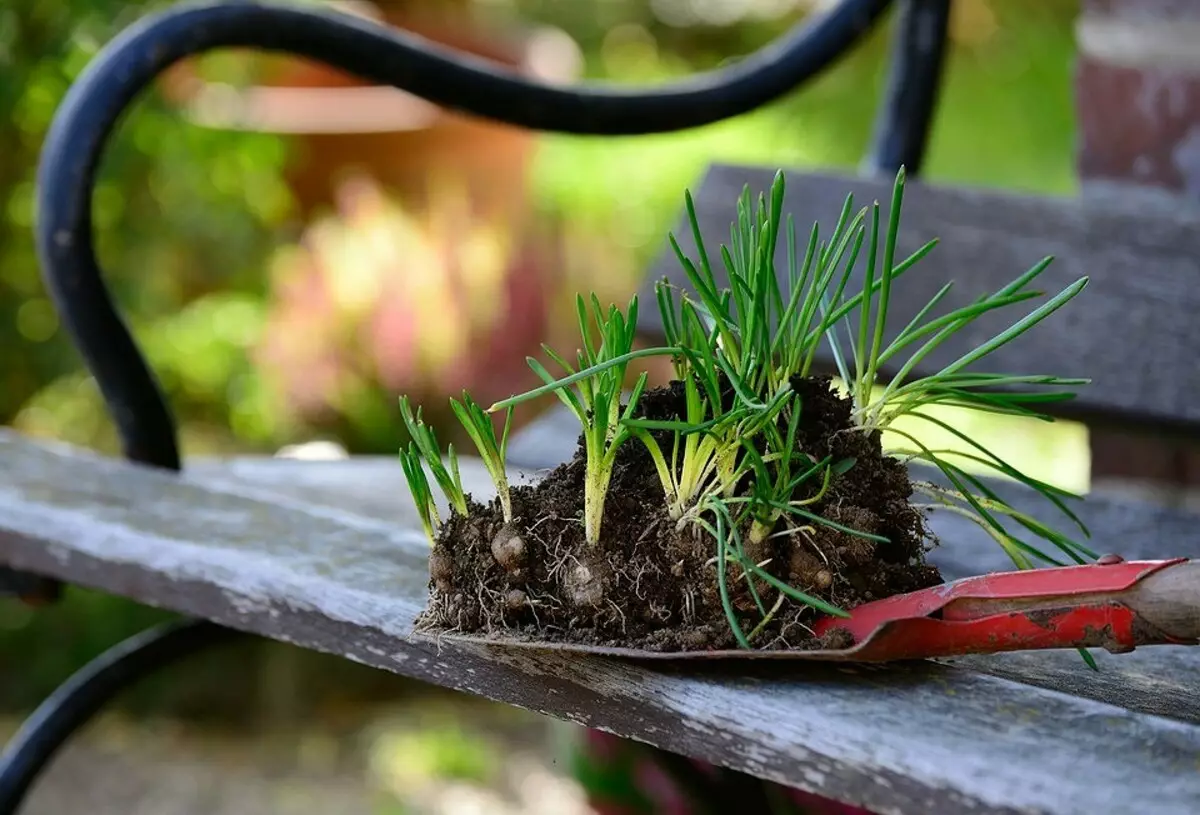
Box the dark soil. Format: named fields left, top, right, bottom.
left=416, top=375, right=943, bottom=652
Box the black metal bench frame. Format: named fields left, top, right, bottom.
left=1, top=0, right=952, bottom=810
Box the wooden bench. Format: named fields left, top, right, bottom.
left=5, top=1, right=1200, bottom=813
left=6, top=188, right=1200, bottom=811
left=6, top=169, right=1200, bottom=811
left=4, top=423, right=1200, bottom=814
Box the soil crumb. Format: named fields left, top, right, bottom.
left=416, top=375, right=942, bottom=652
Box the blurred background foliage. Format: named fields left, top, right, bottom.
left=2, top=0, right=1084, bottom=717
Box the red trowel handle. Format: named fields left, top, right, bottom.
left=939, top=557, right=1200, bottom=649
left=814, top=557, right=1200, bottom=661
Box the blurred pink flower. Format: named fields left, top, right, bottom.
left=255, top=173, right=560, bottom=431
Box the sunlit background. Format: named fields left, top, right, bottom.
left=2, top=1, right=1085, bottom=812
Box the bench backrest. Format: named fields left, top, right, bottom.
left=635, top=165, right=1200, bottom=438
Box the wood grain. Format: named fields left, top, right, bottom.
left=635, top=164, right=1200, bottom=433
left=3, top=427, right=1200, bottom=814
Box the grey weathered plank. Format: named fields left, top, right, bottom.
left=636, top=165, right=1200, bottom=432
left=4, top=428, right=1200, bottom=815
left=191, top=450, right=1200, bottom=728
left=2, top=429, right=1200, bottom=811
left=949, top=648, right=1200, bottom=725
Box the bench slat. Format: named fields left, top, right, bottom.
left=3, top=428, right=1199, bottom=815
left=636, top=165, right=1200, bottom=433
left=951, top=648, right=1200, bottom=725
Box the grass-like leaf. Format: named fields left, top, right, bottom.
left=523, top=294, right=647, bottom=545
left=450, top=392, right=514, bottom=523
left=399, top=395, right=467, bottom=517
left=399, top=441, right=440, bottom=545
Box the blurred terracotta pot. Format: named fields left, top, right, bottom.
left=159, top=1, right=581, bottom=218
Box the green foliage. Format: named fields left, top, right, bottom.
left=661, top=168, right=1092, bottom=571
left=483, top=166, right=1093, bottom=646
left=449, top=393, right=514, bottom=523
left=1, top=0, right=292, bottom=452
left=525, top=294, right=649, bottom=545
left=403, top=295, right=651, bottom=546
left=399, top=395, right=468, bottom=544
left=6, top=0, right=1090, bottom=683
left=624, top=368, right=743, bottom=521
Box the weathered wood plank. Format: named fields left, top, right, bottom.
left=636, top=165, right=1200, bottom=432
left=3, top=428, right=1200, bottom=815
left=949, top=648, right=1200, bottom=725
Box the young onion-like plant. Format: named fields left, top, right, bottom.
left=399, top=395, right=467, bottom=517
left=496, top=293, right=649, bottom=546
left=606, top=172, right=927, bottom=536
left=399, top=441, right=440, bottom=545
left=497, top=166, right=1093, bottom=573
left=623, top=374, right=727, bottom=521
left=478, top=165, right=1094, bottom=649
left=621, top=286, right=759, bottom=522
left=659, top=167, right=1093, bottom=571
left=396, top=393, right=514, bottom=545
left=450, top=392, right=514, bottom=523
left=822, top=170, right=1088, bottom=433
left=809, top=168, right=1094, bottom=569
left=397, top=394, right=479, bottom=545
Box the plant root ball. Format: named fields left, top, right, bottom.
left=413, top=373, right=946, bottom=652
left=429, top=547, right=455, bottom=593
left=564, top=563, right=604, bottom=608
left=490, top=523, right=527, bottom=574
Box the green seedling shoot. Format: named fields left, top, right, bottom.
left=522, top=293, right=648, bottom=546
left=450, top=392, right=514, bottom=523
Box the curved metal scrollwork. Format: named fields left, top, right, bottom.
left=866, top=0, right=950, bottom=175
left=1, top=0, right=949, bottom=811
left=34, top=0, right=901, bottom=472
left=0, top=621, right=236, bottom=811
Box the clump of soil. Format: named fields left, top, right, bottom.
left=416, top=375, right=943, bottom=652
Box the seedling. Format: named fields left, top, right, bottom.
left=399, top=440, right=440, bottom=545
left=527, top=293, right=650, bottom=546
left=634, top=168, right=1090, bottom=569
left=450, top=392, right=514, bottom=523
left=398, top=396, right=467, bottom=534
left=805, top=170, right=1094, bottom=567
left=621, top=287, right=749, bottom=519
